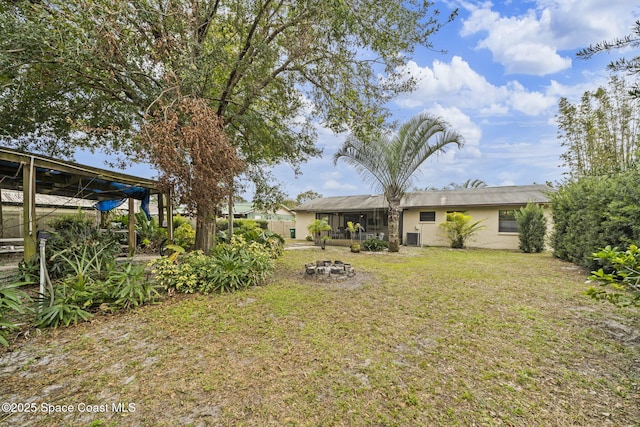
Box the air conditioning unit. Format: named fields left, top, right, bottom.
left=406, top=232, right=419, bottom=246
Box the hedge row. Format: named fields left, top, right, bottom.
left=551, top=170, right=640, bottom=269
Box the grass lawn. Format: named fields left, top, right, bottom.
left=1, top=246, right=639, bottom=426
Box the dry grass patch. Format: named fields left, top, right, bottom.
left=1, top=246, right=639, bottom=426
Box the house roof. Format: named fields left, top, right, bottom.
left=232, top=202, right=256, bottom=215
left=1, top=188, right=95, bottom=208
left=296, top=194, right=388, bottom=212
left=296, top=185, right=554, bottom=212
left=222, top=202, right=296, bottom=216
left=402, top=184, right=553, bottom=208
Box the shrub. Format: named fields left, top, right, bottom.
left=587, top=244, right=640, bottom=307
left=362, top=238, right=388, bottom=251
left=439, top=212, right=486, bottom=249
left=48, top=210, right=96, bottom=236
left=0, top=282, right=31, bottom=346
left=33, top=212, right=158, bottom=327
left=174, top=222, right=196, bottom=250
left=172, top=214, right=191, bottom=230
left=46, top=213, right=121, bottom=280
left=105, top=262, right=158, bottom=310
left=551, top=171, right=640, bottom=268
left=34, top=282, right=93, bottom=328
left=151, top=236, right=276, bottom=294
left=134, top=212, right=167, bottom=250
left=217, top=218, right=267, bottom=232
left=515, top=203, right=547, bottom=253
left=217, top=219, right=261, bottom=243
left=308, top=217, right=331, bottom=246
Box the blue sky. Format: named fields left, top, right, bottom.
left=79, top=0, right=640, bottom=200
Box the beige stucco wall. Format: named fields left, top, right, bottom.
left=297, top=205, right=553, bottom=250
left=402, top=205, right=553, bottom=250
left=295, top=211, right=316, bottom=240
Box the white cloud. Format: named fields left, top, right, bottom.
left=479, top=103, right=509, bottom=116
left=395, top=57, right=507, bottom=110
left=507, top=81, right=557, bottom=116
left=322, top=179, right=358, bottom=192
left=394, top=57, right=556, bottom=117
left=461, top=5, right=571, bottom=75
left=457, top=0, right=638, bottom=76
left=539, top=0, right=639, bottom=47
left=425, top=104, right=482, bottom=158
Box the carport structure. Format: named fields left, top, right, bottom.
left=0, top=147, right=173, bottom=260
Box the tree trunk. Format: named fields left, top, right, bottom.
left=228, top=185, right=234, bottom=240
left=195, top=209, right=215, bottom=254
left=387, top=200, right=401, bottom=252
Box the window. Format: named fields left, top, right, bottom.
left=419, top=211, right=436, bottom=222
left=499, top=210, right=518, bottom=233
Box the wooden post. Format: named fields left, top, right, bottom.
left=158, top=192, right=165, bottom=228
left=128, top=197, right=136, bottom=257
left=166, top=189, right=173, bottom=241
left=22, top=158, right=37, bottom=261
left=0, top=188, right=3, bottom=238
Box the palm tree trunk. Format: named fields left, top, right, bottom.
left=387, top=201, right=401, bottom=252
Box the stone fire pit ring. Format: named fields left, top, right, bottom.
left=304, top=260, right=355, bottom=280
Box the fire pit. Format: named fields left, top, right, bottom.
left=305, top=260, right=355, bottom=280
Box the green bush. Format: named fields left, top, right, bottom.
left=172, top=214, right=191, bottom=230
left=135, top=212, right=167, bottom=249
left=551, top=171, right=640, bottom=268
left=0, top=282, right=31, bottom=346
left=48, top=210, right=96, bottom=236
left=362, top=238, right=388, bottom=251
left=217, top=218, right=268, bottom=233
left=32, top=212, right=159, bottom=327
left=105, top=262, right=158, bottom=310
left=515, top=203, right=547, bottom=253
left=216, top=219, right=284, bottom=255
left=174, top=222, right=196, bottom=250
left=46, top=212, right=121, bottom=280
left=439, top=212, right=486, bottom=249
left=34, top=282, right=93, bottom=328
left=151, top=236, right=277, bottom=294
left=587, top=244, right=640, bottom=307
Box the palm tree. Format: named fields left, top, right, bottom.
left=445, top=178, right=487, bottom=190
left=334, top=113, right=464, bottom=252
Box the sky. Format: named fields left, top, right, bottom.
left=78, top=0, right=640, bottom=200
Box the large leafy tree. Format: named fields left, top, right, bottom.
left=334, top=113, right=464, bottom=252
left=557, top=75, right=640, bottom=178
left=0, top=0, right=457, bottom=251
left=141, top=97, right=245, bottom=252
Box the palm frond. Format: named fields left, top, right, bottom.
left=334, top=112, right=464, bottom=200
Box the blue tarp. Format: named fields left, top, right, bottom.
left=94, top=183, right=151, bottom=220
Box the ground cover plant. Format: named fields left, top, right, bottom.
left=588, top=244, right=640, bottom=307
left=1, top=246, right=639, bottom=426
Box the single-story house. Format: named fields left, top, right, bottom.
left=220, top=202, right=296, bottom=237
left=294, top=184, right=554, bottom=250
left=222, top=202, right=295, bottom=221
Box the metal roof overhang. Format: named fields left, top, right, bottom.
left=0, top=146, right=171, bottom=261
left=0, top=147, right=161, bottom=200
